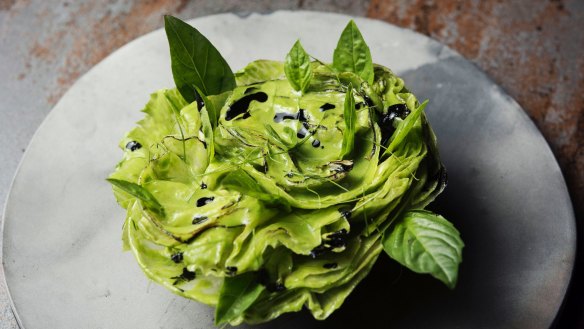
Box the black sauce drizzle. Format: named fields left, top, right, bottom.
left=192, top=215, right=208, bottom=224
left=323, top=263, right=338, bottom=269
left=225, top=266, right=238, bottom=276
left=380, top=103, right=411, bottom=144
left=196, top=197, right=214, bottom=207
left=225, top=92, right=268, bottom=121
left=310, top=229, right=349, bottom=258
left=125, top=141, right=142, bottom=151
left=273, top=110, right=312, bottom=140
left=170, top=252, right=183, bottom=263
left=172, top=267, right=196, bottom=285
left=273, top=109, right=308, bottom=123
left=297, top=122, right=310, bottom=139
left=319, top=103, right=336, bottom=112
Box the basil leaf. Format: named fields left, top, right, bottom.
left=333, top=20, right=374, bottom=85
left=215, top=272, right=265, bottom=326
left=384, top=100, right=428, bottom=156
left=106, top=179, right=164, bottom=216
left=164, top=15, right=235, bottom=103
left=340, top=85, right=355, bottom=158
left=284, top=40, right=313, bottom=93
left=382, top=210, right=464, bottom=289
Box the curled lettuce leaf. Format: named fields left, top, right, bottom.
left=110, top=59, right=462, bottom=325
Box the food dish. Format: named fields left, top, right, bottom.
left=2, top=11, right=575, bottom=328
left=108, top=17, right=463, bottom=325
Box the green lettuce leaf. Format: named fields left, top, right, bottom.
left=340, top=84, right=355, bottom=158
left=107, top=178, right=164, bottom=216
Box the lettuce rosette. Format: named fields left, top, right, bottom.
left=108, top=16, right=464, bottom=326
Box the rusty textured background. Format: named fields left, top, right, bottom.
left=0, top=0, right=581, bottom=328
left=367, top=1, right=583, bottom=327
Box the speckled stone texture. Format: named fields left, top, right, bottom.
left=366, top=1, right=583, bottom=327
left=0, top=0, right=581, bottom=328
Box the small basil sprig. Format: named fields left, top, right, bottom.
left=284, top=40, right=313, bottom=93
left=333, top=20, right=374, bottom=85
left=164, top=15, right=236, bottom=103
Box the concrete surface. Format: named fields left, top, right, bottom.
left=0, top=1, right=370, bottom=328
left=367, top=2, right=583, bottom=327
left=0, top=0, right=581, bottom=328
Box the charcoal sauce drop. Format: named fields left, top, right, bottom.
left=225, top=92, right=268, bottom=121
left=319, top=103, right=335, bottom=111
left=196, top=197, right=214, bottom=207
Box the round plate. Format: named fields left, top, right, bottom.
left=2, top=11, right=575, bottom=329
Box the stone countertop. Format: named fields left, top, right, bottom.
left=0, top=0, right=581, bottom=328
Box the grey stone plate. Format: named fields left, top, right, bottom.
left=2, top=11, right=576, bottom=329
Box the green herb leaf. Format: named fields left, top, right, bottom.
left=382, top=210, right=464, bottom=289
left=340, top=85, right=356, bottom=158
left=384, top=100, right=428, bottom=156
left=106, top=179, right=164, bottom=216
left=333, top=20, right=374, bottom=85
left=284, top=40, right=313, bottom=93
left=164, top=15, right=235, bottom=103
left=215, top=272, right=265, bottom=326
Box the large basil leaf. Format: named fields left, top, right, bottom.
left=164, top=15, right=235, bottom=102
left=106, top=179, right=164, bottom=216
left=284, top=40, right=313, bottom=93
left=333, top=20, right=374, bottom=85
left=215, top=272, right=265, bottom=326
left=382, top=210, right=463, bottom=289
